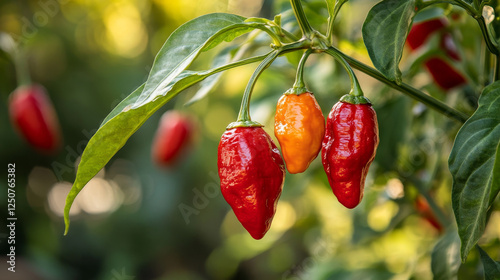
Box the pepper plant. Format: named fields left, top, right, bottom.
left=62, top=0, right=500, bottom=277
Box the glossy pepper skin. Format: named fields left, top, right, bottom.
left=218, top=127, right=285, bottom=239
left=406, top=17, right=466, bottom=90
left=8, top=84, right=62, bottom=154
left=321, top=101, right=379, bottom=209
left=274, top=92, right=325, bottom=174
left=151, top=111, right=192, bottom=166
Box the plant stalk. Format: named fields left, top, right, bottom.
left=324, top=48, right=363, bottom=97
left=327, top=47, right=470, bottom=123
left=236, top=51, right=281, bottom=123
left=292, top=49, right=312, bottom=91
left=476, top=16, right=499, bottom=56
left=290, top=0, right=314, bottom=39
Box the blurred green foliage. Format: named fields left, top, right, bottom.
left=0, top=0, right=496, bottom=279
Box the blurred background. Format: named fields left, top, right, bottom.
left=0, top=0, right=495, bottom=279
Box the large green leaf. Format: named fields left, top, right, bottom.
left=63, top=13, right=262, bottom=234
left=362, top=0, right=416, bottom=84
left=449, top=81, right=500, bottom=261
left=131, top=13, right=253, bottom=108
left=431, top=231, right=461, bottom=280
left=478, top=245, right=500, bottom=280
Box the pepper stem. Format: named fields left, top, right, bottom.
left=229, top=50, right=281, bottom=128
left=290, top=0, right=314, bottom=39
left=324, top=48, right=369, bottom=104
left=287, top=49, right=312, bottom=95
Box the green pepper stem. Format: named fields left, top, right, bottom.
left=326, top=0, right=346, bottom=44
left=476, top=16, right=499, bottom=56
left=236, top=50, right=281, bottom=123
left=327, top=46, right=470, bottom=123
left=252, top=24, right=283, bottom=47
left=291, top=49, right=312, bottom=93
left=13, top=48, right=31, bottom=87
left=324, top=48, right=363, bottom=97
left=290, top=0, right=314, bottom=39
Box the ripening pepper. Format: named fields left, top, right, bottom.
left=8, top=84, right=62, bottom=154
left=151, top=111, right=193, bottom=166
left=218, top=126, right=285, bottom=239
left=406, top=17, right=466, bottom=90
left=274, top=92, right=325, bottom=174
left=322, top=98, right=379, bottom=209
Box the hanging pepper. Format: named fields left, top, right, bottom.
left=274, top=50, right=325, bottom=174
left=9, top=84, right=62, bottom=154
left=218, top=126, right=285, bottom=239
left=151, top=111, right=193, bottom=166
left=274, top=91, right=325, bottom=174
left=322, top=95, right=379, bottom=209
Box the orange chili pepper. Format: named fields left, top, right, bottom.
left=274, top=92, right=325, bottom=174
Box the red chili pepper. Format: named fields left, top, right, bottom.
left=415, top=195, right=444, bottom=233
left=8, top=84, right=62, bottom=154
left=407, top=18, right=447, bottom=50
left=151, top=111, right=193, bottom=166
left=424, top=57, right=466, bottom=90
left=406, top=17, right=466, bottom=90
left=322, top=100, right=379, bottom=209
left=218, top=127, right=285, bottom=239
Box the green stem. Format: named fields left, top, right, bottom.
left=234, top=50, right=281, bottom=126
left=482, top=40, right=492, bottom=86
left=324, top=48, right=363, bottom=97
left=327, top=47, right=470, bottom=123
left=281, top=28, right=300, bottom=42
left=290, top=49, right=312, bottom=93
left=230, top=41, right=310, bottom=127
left=14, top=49, right=31, bottom=86
left=252, top=24, right=284, bottom=47
left=290, top=0, right=314, bottom=38
left=476, top=16, right=499, bottom=56
left=326, top=1, right=346, bottom=44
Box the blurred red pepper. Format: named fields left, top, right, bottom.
left=8, top=84, right=62, bottom=154
left=151, top=111, right=193, bottom=166
left=415, top=195, right=444, bottom=233
left=407, top=17, right=466, bottom=90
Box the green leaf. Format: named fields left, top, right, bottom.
left=326, top=0, right=348, bottom=24
left=134, top=13, right=254, bottom=108
left=362, top=0, right=416, bottom=84
left=478, top=245, right=500, bottom=280
left=100, top=83, right=145, bottom=127
left=449, top=80, right=500, bottom=261
left=63, top=13, right=261, bottom=234
left=431, top=231, right=461, bottom=280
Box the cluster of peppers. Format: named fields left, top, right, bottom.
left=406, top=16, right=466, bottom=90
left=217, top=50, right=379, bottom=239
